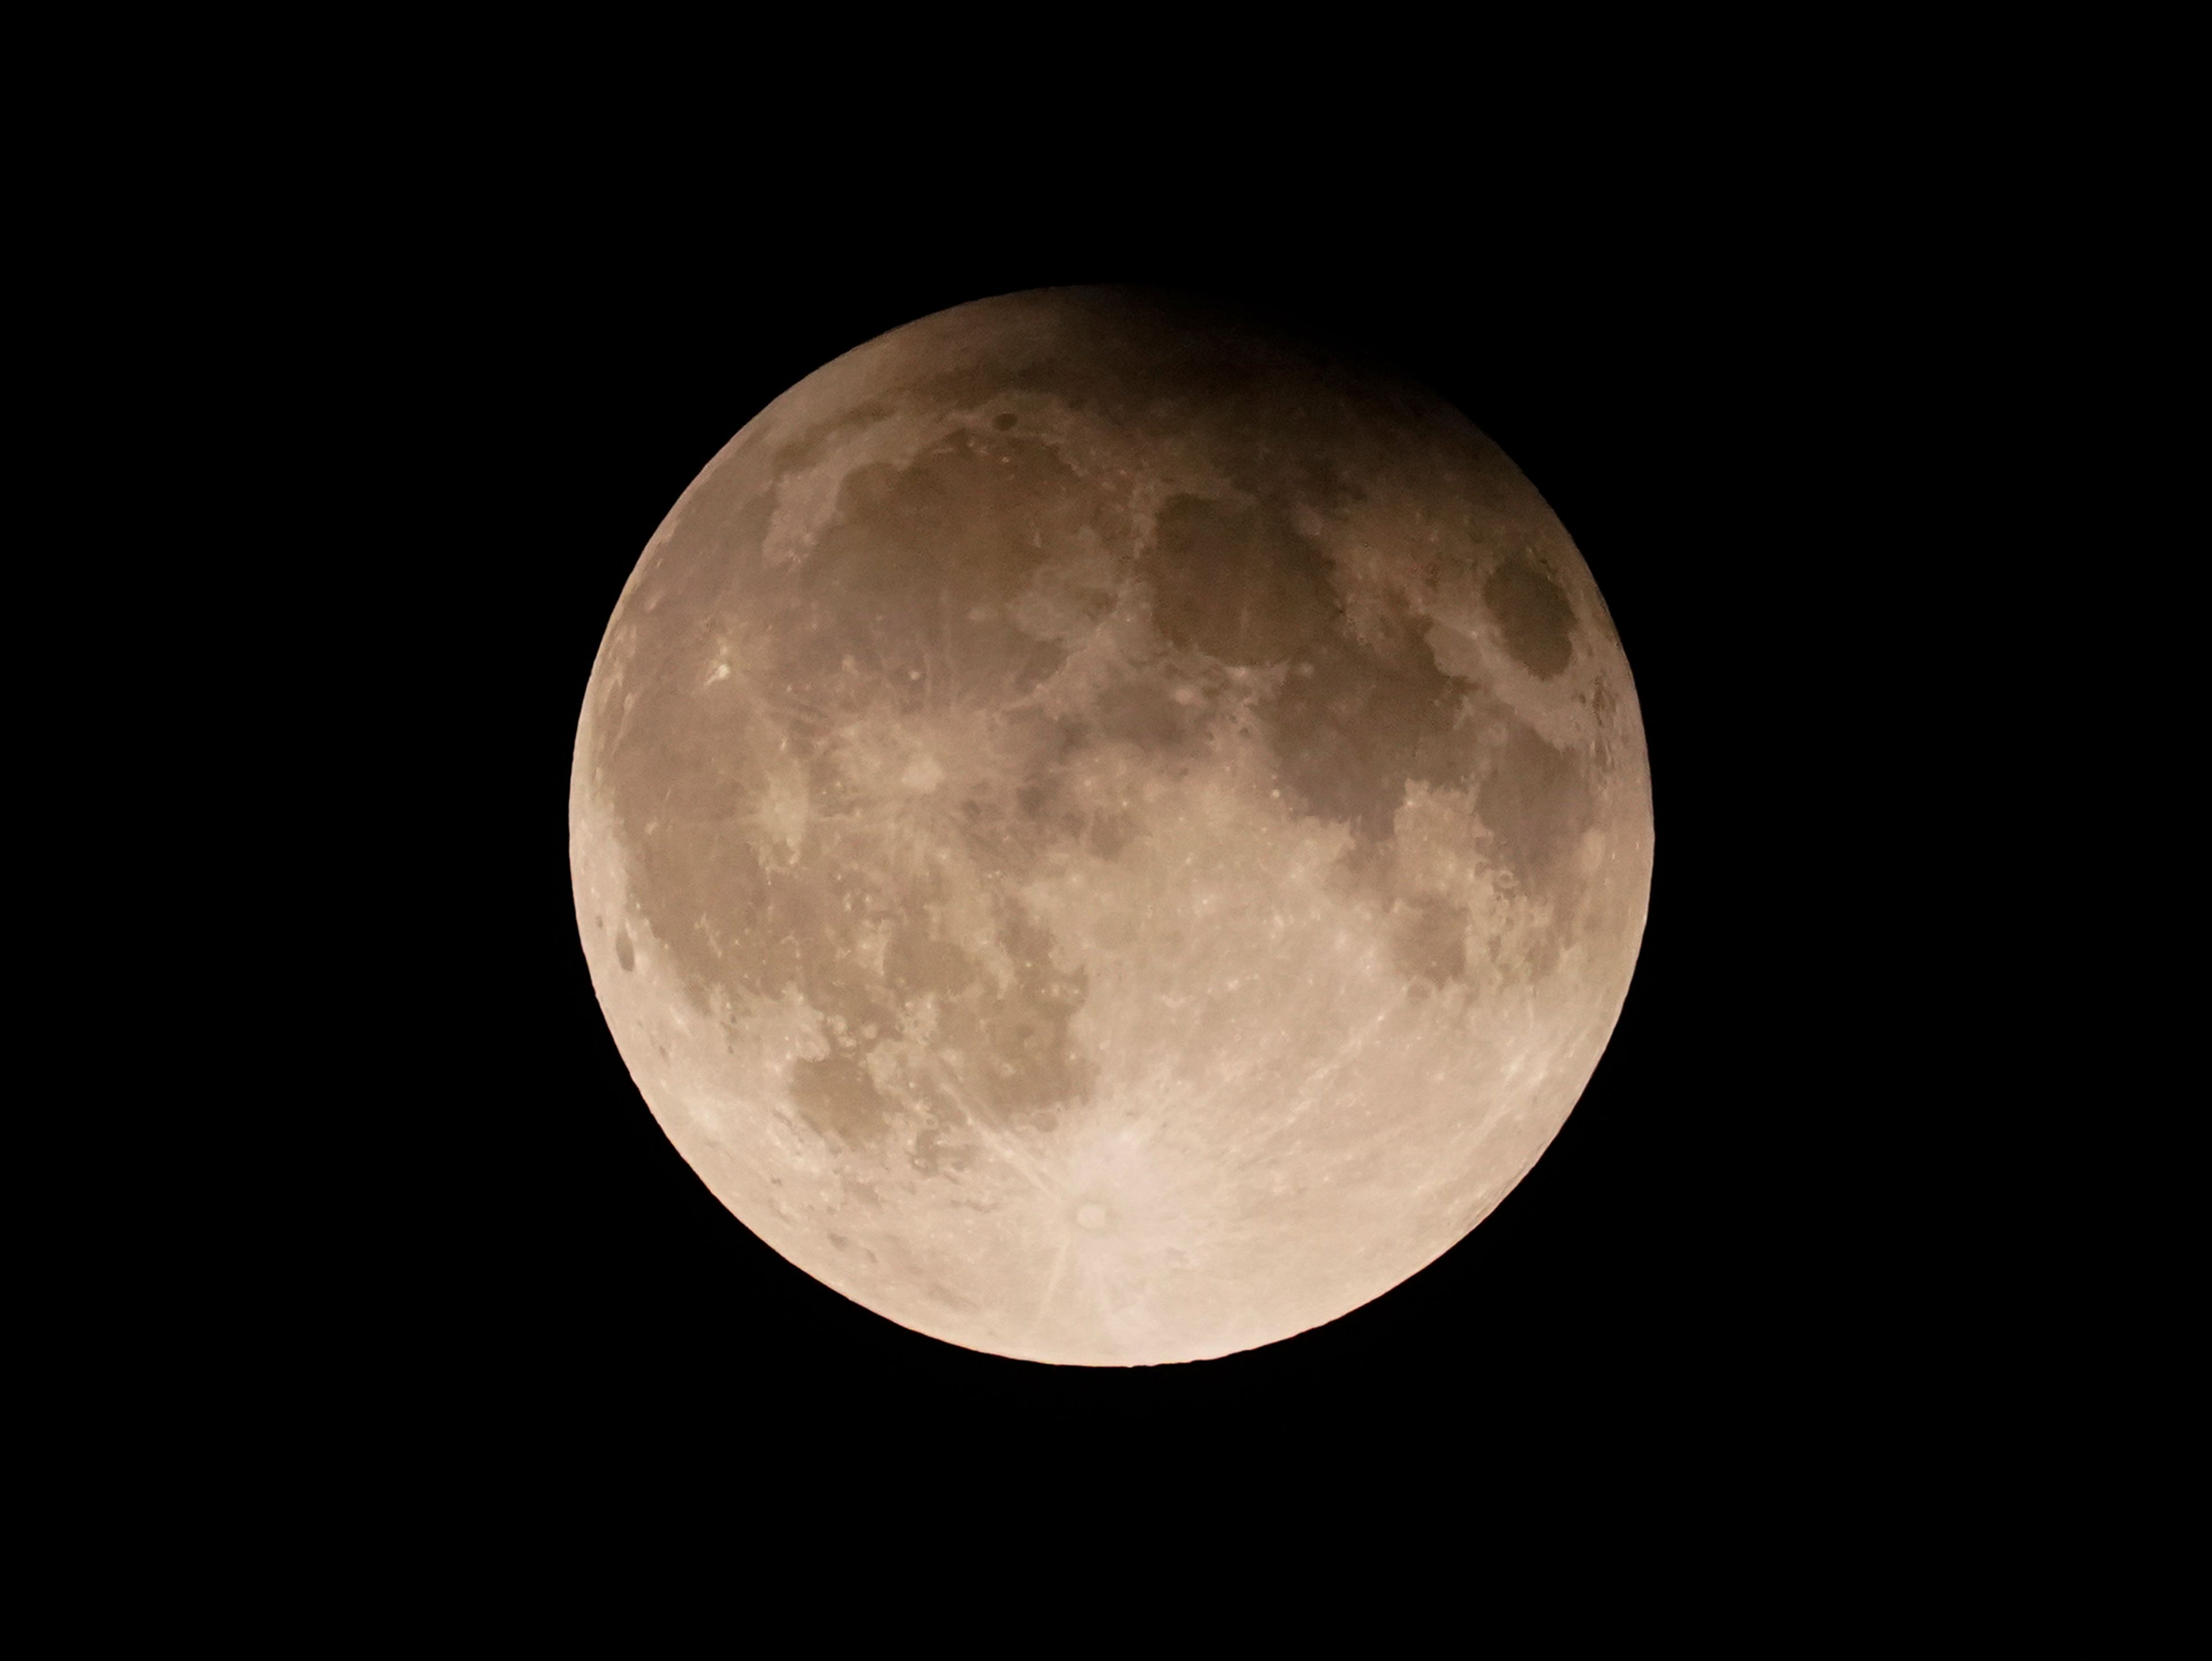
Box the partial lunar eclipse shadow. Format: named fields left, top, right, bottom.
left=571, top=287, right=1652, bottom=1365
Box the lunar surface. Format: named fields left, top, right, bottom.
left=570, top=288, right=1652, bottom=1365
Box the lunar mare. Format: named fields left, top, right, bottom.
left=570, top=288, right=1652, bottom=1365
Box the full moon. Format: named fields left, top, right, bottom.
left=570, top=288, right=1652, bottom=1365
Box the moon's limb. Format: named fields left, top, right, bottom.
left=570, top=287, right=1652, bottom=1365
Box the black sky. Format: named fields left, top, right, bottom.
left=359, top=185, right=1878, bottom=1494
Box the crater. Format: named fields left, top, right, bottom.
left=1484, top=552, right=1576, bottom=680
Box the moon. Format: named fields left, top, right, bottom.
left=570, top=287, right=1652, bottom=1365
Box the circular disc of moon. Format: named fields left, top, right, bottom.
left=570, top=288, right=1652, bottom=1365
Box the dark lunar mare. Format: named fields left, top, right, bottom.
left=588, top=287, right=1626, bottom=1164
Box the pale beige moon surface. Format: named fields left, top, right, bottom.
left=570, top=287, right=1652, bottom=1365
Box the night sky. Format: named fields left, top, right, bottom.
left=366, top=187, right=1869, bottom=1493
